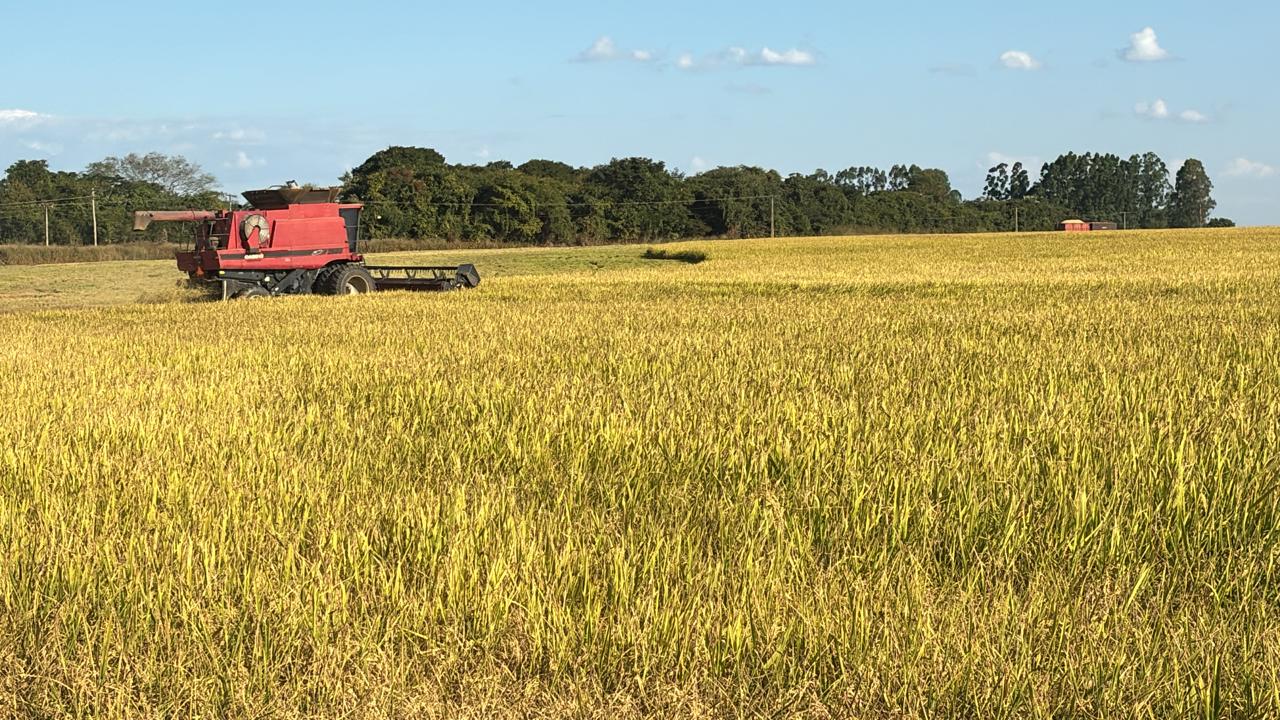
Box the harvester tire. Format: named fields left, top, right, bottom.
left=313, top=264, right=341, bottom=293
left=232, top=286, right=271, bottom=300
left=318, top=263, right=375, bottom=296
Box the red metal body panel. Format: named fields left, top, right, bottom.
left=178, top=202, right=364, bottom=275
left=145, top=191, right=478, bottom=294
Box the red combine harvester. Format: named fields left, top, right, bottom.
left=133, top=184, right=479, bottom=299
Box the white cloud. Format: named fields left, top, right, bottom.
left=689, top=156, right=709, bottom=173
left=0, top=109, right=47, bottom=129
left=227, top=151, right=265, bottom=170
left=0, top=109, right=41, bottom=123
left=81, top=119, right=185, bottom=144
left=22, top=139, right=63, bottom=155
left=0, top=113, right=493, bottom=194
left=1134, top=99, right=1209, bottom=123
left=1135, top=98, right=1170, bottom=119
left=999, top=50, right=1041, bottom=70
left=1123, top=27, right=1170, bottom=62
left=1223, top=158, right=1275, bottom=178
left=212, top=127, right=266, bottom=143
left=675, top=45, right=818, bottom=71
left=574, top=36, right=655, bottom=64
left=759, top=47, right=815, bottom=66
left=579, top=36, right=616, bottom=61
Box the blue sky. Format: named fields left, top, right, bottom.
left=2, top=0, right=1277, bottom=224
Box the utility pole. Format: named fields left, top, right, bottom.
left=90, top=189, right=99, bottom=246
left=1014, top=206, right=1019, bottom=233
left=770, top=195, right=776, bottom=238
left=43, top=204, right=50, bottom=246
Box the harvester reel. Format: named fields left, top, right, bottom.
left=241, top=214, right=270, bottom=244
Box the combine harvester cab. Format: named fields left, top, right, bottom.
left=133, top=184, right=479, bottom=299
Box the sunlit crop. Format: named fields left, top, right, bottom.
left=1, top=228, right=1279, bottom=718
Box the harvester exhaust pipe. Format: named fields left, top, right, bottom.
left=132, top=210, right=219, bottom=232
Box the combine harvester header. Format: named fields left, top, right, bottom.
left=134, top=183, right=479, bottom=299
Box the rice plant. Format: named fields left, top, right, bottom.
left=0, top=228, right=1277, bottom=718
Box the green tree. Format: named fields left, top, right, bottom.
left=349, top=147, right=446, bottom=180
left=1009, top=162, right=1030, bottom=200
left=906, top=166, right=954, bottom=201
left=3, top=143, right=1231, bottom=248
left=887, top=165, right=910, bottom=191
left=583, top=158, right=694, bottom=240
left=782, top=172, right=851, bottom=235
left=85, top=153, right=216, bottom=196
left=1169, top=159, right=1216, bottom=228
left=835, top=166, right=886, bottom=195
left=1133, top=152, right=1171, bottom=228
left=342, top=148, right=476, bottom=240
left=687, top=166, right=784, bottom=237
left=984, top=163, right=1010, bottom=200
left=1, top=158, right=215, bottom=245
left=517, top=160, right=580, bottom=184
left=1037, top=152, right=1087, bottom=211
left=1035, top=151, right=1175, bottom=228
left=470, top=177, right=541, bottom=242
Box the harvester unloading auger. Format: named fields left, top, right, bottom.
left=133, top=184, right=479, bottom=299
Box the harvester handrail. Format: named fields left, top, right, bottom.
left=363, top=264, right=474, bottom=271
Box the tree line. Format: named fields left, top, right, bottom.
left=0, top=148, right=1227, bottom=246
left=0, top=154, right=224, bottom=245
left=982, top=152, right=1222, bottom=229
left=342, top=147, right=1223, bottom=243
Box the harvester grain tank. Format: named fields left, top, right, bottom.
left=133, top=183, right=479, bottom=299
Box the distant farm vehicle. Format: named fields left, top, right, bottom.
left=1058, top=219, right=1119, bottom=232
left=133, top=183, right=479, bottom=299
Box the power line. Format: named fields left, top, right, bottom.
left=0, top=193, right=95, bottom=210
left=357, top=194, right=780, bottom=209
left=0, top=202, right=94, bottom=220
left=0, top=206, right=91, bottom=220
left=2, top=192, right=781, bottom=212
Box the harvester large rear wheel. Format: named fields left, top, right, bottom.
left=232, top=286, right=271, bottom=300
left=318, top=263, right=375, bottom=296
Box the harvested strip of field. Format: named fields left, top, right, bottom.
left=0, top=229, right=1278, bottom=718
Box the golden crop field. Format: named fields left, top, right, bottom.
left=1, top=228, right=1279, bottom=718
